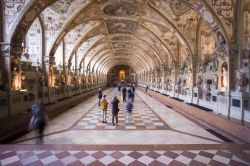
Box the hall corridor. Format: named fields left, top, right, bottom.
left=1, top=88, right=250, bottom=166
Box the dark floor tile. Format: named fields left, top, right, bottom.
left=149, top=160, right=167, bottom=166
left=145, top=151, right=161, bottom=159
left=127, top=151, right=143, bottom=159
left=163, top=151, right=179, bottom=159
left=128, top=160, right=146, bottom=166
left=108, top=160, right=125, bottom=166
left=189, top=160, right=207, bottom=166
left=168, top=160, right=186, bottom=166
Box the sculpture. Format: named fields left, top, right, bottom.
left=221, top=64, right=228, bottom=90
left=187, top=68, right=193, bottom=88
left=11, top=67, right=19, bottom=91
left=213, top=74, right=218, bottom=90
left=67, top=70, right=72, bottom=86
left=40, top=75, right=45, bottom=87
left=49, top=65, right=55, bottom=87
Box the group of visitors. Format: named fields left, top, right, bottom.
left=121, top=85, right=135, bottom=102
left=98, top=84, right=136, bottom=125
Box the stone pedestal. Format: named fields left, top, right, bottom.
left=211, top=90, right=219, bottom=114
left=10, top=91, right=32, bottom=115
left=217, top=92, right=230, bottom=116
left=0, top=91, right=9, bottom=119
left=184, top=88, right=193, bottom=103
left=48, top=87, right=57, bottom=103
left=192, top=87, right=199, bottom=105
left=230, top=92, right=250, bottom=122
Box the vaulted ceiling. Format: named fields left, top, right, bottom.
left=4, top=0, right=237, bottom=74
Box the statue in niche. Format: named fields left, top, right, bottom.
left=221, top=62, right=228, bottom=91
left=82, top=74, right=86, bottom=84
left=49, top=65, right=55, bottom=87
left=60, top=72, right=65, bottom=86
left=67, top=70, right=72, bottom=86
left=187, top=68, right=193, bottom=88
left=87, top=73, right=91, bottom=84
left=213, top=74, right=218, bottom=90
left=77, top=75, right=81, bottom=85
left=40, top=75, right=45, bottom=87
left=11, top=67, right=19, bottom=91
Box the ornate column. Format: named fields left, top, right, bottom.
left=0, top=43, right=22, bottom=116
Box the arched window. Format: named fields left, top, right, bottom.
left=24, top=18, right=42, bottom=67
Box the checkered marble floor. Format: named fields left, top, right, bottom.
left=73, top=90, right=169, bottom=130
left=1, top=148, right=250, bottom=166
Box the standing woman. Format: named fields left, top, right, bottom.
left=100, top=95, right=108, bottom=123
left=111, top=96, right=120, bottom=126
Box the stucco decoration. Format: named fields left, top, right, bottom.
left=200, top=21, right=216, bottom=62
left=41, top=0, right=91, bottom=53
left=4, top=0, right=28, bottom=33
left=209, top=0, right=236, bottom=39
left=215, top=31, right=228, bottom=57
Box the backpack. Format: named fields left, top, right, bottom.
left=100, top=99, right=108, bottom=110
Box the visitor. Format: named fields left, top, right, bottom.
left=125, top=98, right=133, bottom=123
left=111, top=96, right=120, bottom=126
left=118, top=82, right=121, bottom=91
left=132, top=84, right=135, bottom=93
left=100, top=95, right=108, bottom=123
left=30, top=99, right=47, bottom=144
left=145, top=85, right=149, bottom=93
left=128, top=88, right=134, bottom=102
left=122, top=86, right=127, bottom=102
left=98, top=88, right=103, bottom=108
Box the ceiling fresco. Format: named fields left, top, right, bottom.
left=102, top=1, right=139, bottom=17
left=2, top=0, right=240, bottom=74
